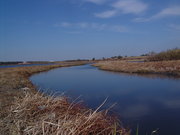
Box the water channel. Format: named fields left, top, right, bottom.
left=30, top=64, right=180, bottom=135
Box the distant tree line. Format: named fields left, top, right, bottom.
left=64, top=59, right=89, bottom=62
left=111, top=55, right=123, bottom=59
left=27, top=61, right=55, bottom=64
left=141, top=51, right=156, bottom=57
left=0, top=61, right=23, bottom=65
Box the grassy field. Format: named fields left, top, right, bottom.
left=0, top=61, right=129, bottom=135
left=93, top=60, right=180, bottom=77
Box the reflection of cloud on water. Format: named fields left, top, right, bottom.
left=121, top=104, right=150, bottom=118
left=158, top=99, right=180, bottom=109
left=101, top=70, right=180, bottom=80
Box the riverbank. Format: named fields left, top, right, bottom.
left=0, top=61, right=129, bottom=135
left=93, top=60, right=180, bottom=77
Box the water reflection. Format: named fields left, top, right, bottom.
left=0, top=63, right=57, bottom=68
left=101, top=69, right=180, bottom=80
left=30, top=65, right=180, bottom=135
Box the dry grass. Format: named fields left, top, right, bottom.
left=148, top=48, right=180, bottom=61
left=5, top=91, right=129, bottom=135
left=0, top=61, right=129, bottom=135
left=93, top=60, right=180, bottom=77
left=0, top=61, right=89, bottom=110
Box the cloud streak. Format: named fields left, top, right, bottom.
left=83, top=0, right=107, bottom=4
left=134, top=6, right=180, bottom=22
left=55, top=22, right=128, bottom=32
left=94, top=0, right=148, bottom=18
left=112, top=0, right=148, bottom=14
left=94, top=10, right=117, bottom=18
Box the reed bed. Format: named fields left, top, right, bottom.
left=93, top=60, right=180, bottom=77
left=0, top=61, right=129, bottom=135
left=148, top=48, right=180, bottom=61
left=5, top=91, right=129, bottom=135
left=0, top=61, right=89, bottom=113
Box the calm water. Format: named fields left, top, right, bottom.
left=30, top=65, right=180, bottom=135
left=0, top=63, right=57, bottom=68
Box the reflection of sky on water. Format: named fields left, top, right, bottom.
left=121, top=104, right=151, bottom=118
left=102, top=69, right=180, bottom=80
left=0, top=63, right=57, bottom=68
left=31, top=65, right=180, bottom=135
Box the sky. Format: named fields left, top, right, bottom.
left=0, top=0, right=180, bottom=61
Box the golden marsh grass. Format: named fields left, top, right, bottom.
left=93, top=60, right=180, bottom=77
left=0, top=61, right=129, bottom=135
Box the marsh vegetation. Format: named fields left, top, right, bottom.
left=148, top=48, right=180, bottom=61
left=0, top=61, right=129, bottom=135
left=94, top=60, right=180, bottom=77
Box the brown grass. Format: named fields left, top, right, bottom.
left=0, top=61, right=129, bottom=135
left=5, top=91, right=129, bottom=135
left=0, top=61, right=89, bottom=110
left=93, top=60, right=180, bottom=77
left=148, top=48, right=180, bottom=61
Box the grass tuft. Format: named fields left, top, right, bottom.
left=5, top=91, right=129, bottom=135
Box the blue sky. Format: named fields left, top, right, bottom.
left=1, top=0, right=180, bottom=61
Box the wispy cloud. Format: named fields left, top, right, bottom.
left=83, top=0, right=106, bottom=4
left=112, top=0, right=148, bottom=14
left=94, top=10, right=117, bottom=18
left=95, top=0, right=148, bottom=18
left=152, top=6, right=180, bottom=19
left=134, top=6, right=180, bottom=22
left=59, top=22, right=72, bottom=27
left=55, top=22, right=128, bottom=32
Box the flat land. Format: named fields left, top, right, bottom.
left=93, top=60, right=180, bottom=77
left=0, top=61, right=88, bottom=111
left=0, top=61, right=128, bottom=135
